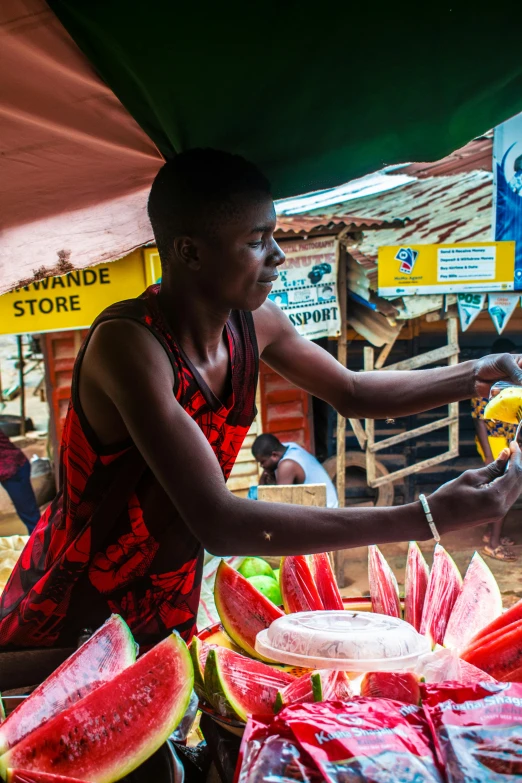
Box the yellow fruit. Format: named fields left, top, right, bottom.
left=484, top=387, right=522, bottom=424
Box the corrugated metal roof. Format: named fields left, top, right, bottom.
left=400, top=133, right=492, bottom=178
left=275, top=214, right=401, bottom=236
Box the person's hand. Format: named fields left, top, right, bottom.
left=428, top=442, right=522, bottom=535
left=472, top=353, right=522, bottom=397
left=260, top=470, right=276, bottom=486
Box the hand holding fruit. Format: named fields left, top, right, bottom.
left=472, top=352, right=522, bottom=397
left=429, top=442, right=522, bottom=534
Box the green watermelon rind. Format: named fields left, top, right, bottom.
left=0, top=695, right=4, bottom=724
left=204, top=648, right=247, bottom=722
left=189, top=637, right=208, bottom=701
left=0, top=634, right=193, bottom=783
left=0, top=614, right=136, bottom=756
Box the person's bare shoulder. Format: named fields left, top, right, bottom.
left=253, top=298, right=295, bottom=353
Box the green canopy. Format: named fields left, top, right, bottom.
left=49, top=1, right=522, bottom=197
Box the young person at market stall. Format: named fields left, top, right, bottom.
left=1, top=149, right=522, bottom=651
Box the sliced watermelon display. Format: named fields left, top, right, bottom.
left=457, top=659, right=497, bottom=685
left=274, top=673, right=315, bottom=713
left=204, top=647, right=295, bottom=723
left=189, top=637, right=210, bottom=701
left=312, top=670, right=352, bottom=701
left=461, top=619, right=522, bottom=661
left=280, top=556, right=324, bottom=613
left=0, top=614, right=136, bottom=755
left=360, top=671, right=421, bottom=705
left=367, top=545, right=401, bottom=618
left=420, top=544, right=462, bottom=646
left=460, top=620, right=522, bottom=681
left=443, top=552, right=502, bottom=650
left=310, top=553, right=344, bottom=610
left=468, top=597, right=522, bottom=647
left=0, top=633, right=193, bottom=783
left=7, top=772, right=87, bottom=782
left=214, top=560, right=284, bottom=660
left=404, top=542, right=429, bottom=632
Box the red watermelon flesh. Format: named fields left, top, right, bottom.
left=404, top=542, right=429, bottom=632
left=313, top=670, right=352, bottom=701
left=457, top=659, right=497, bottom=685
left=0, top=614, right=136, bottom=755
left=280, top=556, right=324, bottom=613
left=310, top=553, right=344, bottom=610
left=443, top=552, right=502, bottom=651
left=460, top=621, right=522, bottom=680
left=468, top=597, right=522, bottom=647
left=367, top=545, right=401, bottom=618
left=204, top=646, right=295, bottom=723
left=420, top=544, right=462, bottom=646
left=500, top=666, right=522, bottom=682
left=0, top=634, right=193, bottom=783
left=461, top=618, right=522, bottom=660
left=360, top=672, right=421, bottom=705
left=214, top=560, right=284, bottom=661
left=8, top=771, right=88, bottom=782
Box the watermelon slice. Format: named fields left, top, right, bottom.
left=0, top=696, right=4, bottom=724
left=443, top=552, right=502, bottom=650
left=280, top=556, right=324, bottom=613
left=310, top=553, right=344, bottom=610
left=457, top=659, right=497, bottom=685
left=274, top=673, right=315, bottom=713
left=420, top=544, right=462, bottom=647
left=367, top=545, right=401, bottom=618
left=7, top=772, right=87, bottom=783
left=0, top=634, right=193, bottom=783
left=0, top=614, right=136, bottom=755
left=500, top=666, right=522, bottom=682
left=360, top=672, right=421, bottom=705
left=461, top=619, right=522, bottom=660
left=468, top=597, right=522, bottom=647
left=214, top=560, right=284, bottom=660
left=404, top=542, right=429, bottom=632
left=189, top=637, right=210, bottom=701
left=313, top=670, right=352, bottom=701
left=460, top=621, right=522, bottom=681
left=204, top=646, right=295, bottom=723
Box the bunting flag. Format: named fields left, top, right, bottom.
left=488, top=293, right=519, bottom=334
left=2, top=0, right=522, bottom=293
left=457, top=293, right=486, bottom=332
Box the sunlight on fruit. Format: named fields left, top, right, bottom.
left=484, top=387, right=522, bottom=424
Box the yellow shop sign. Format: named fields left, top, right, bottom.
left=378, top=241, right=515, bottom=296
left=0, top=248, right=162, bottom=336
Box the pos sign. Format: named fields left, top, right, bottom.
left=0, top=250, right=161, bottom=336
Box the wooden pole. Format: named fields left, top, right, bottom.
left=447, top=316, right=459, bottom=457
left=17, top=335, right=26, bottom=436
left=336, top=241, right=347, bottom=508
left=364, top=346, right=376, bottom=486
left=334, top=240, right=347, bottom=588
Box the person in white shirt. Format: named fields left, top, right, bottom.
left=252, top=433, right=338, bottom=508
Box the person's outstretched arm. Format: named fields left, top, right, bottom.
left=254, top=300, right=522, bottom=419
left=86, top=319, right=522, bottom=557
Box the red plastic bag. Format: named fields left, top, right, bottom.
left=235, top=717, right=321, bottom=783
left=274, top=700, right=443, bottom=782
left=423, top=681, right=522, bottom=781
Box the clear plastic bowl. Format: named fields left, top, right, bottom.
left=489, top=381, right=522, bottom=400
left=255, top=610, right=431, bottom=672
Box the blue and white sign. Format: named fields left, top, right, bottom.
left=494, top=113, right=522, bottom=289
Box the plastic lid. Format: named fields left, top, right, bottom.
left=255, top=610, right=431, bottom=671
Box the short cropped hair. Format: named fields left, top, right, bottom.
left=147, top=148, right=271, bottom=263
left=252, top=433, right=284, bottom=459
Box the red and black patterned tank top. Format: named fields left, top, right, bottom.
left=0, top=285, right=258, bottom=649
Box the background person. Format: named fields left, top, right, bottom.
left=0, top=430, right=40, bottom=534
left=252, top=433, right=338, bottom=508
